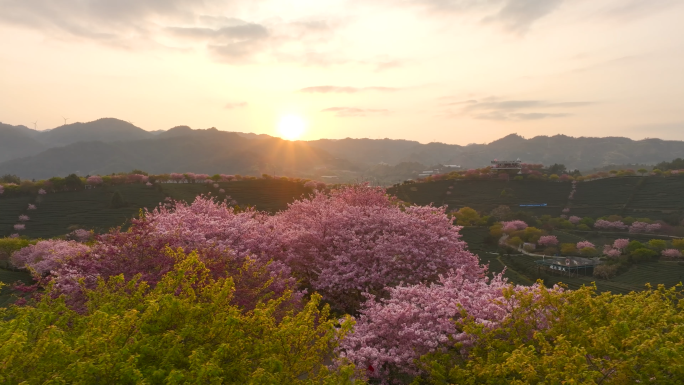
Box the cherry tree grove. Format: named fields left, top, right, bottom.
left=629, top=221, right=662, bottom=234
left=593, top=220, right=628, bottom=231
left=7, top=185, right=574, bottom=383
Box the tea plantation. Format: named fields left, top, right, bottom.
left=0, top=180, right=311, bottom=239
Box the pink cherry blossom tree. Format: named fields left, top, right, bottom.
left=14, top=224, right=25, bottom=231
left=18, top=215, right=30, bottom=222
left=576, top=241, right=595, bottom=250
left=538, top=235, right=559, bottom=247
left=662, top=249, right=682, bottom=258
left=27, top=204, right=37, bottom=210
left=613, top=238, right=630, bottom=251
left=501, top=220, right=528, bottom=233
left=594, top=220, right=628, bottom=231
left=569, top=216, right=581, bottom=224
left=38, top=189, right=47, bottom=195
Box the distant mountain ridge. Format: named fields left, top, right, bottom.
left=1, top=118, right=683, bottom=179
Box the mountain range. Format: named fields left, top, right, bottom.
left=1, top=118, right=683, bottom=182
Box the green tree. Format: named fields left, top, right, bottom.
left=453, top=207, right=481, bottom=226
left=0, top=174, right=20, bottom=184
left=547, top=163, right=567, bottom=175
left=560, top=243, right=578, bottom=255
left=672, top=239, right=684, bottom=250
left=417, top=284, right=684, bottom=384
left=637, top=168, right=648, bottom=176
left=0, top=252, right=357, bottom=384
left=648, top=239, right=668, bottom=252
left=110, top=191, right=126, bottom=209
left=64, top=173, right=83, bottom=190
left=631, top=248, right=658, bottom=263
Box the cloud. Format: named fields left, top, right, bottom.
left=444, top=97, right=592, bottom=121
left=597, top=0, right=682, bottom=22
left=405, top=0, right=564, bottom=33
left=321, top=107, right=390, bottom=117
left=299, top=86, right=400, bottom=93
left=225, top=102, right=248, bottom=109
left=0, top=0, right=342, bottom=64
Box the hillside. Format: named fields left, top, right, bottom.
left=389, top=176, right=684, bottom=222
left=0, top=180, right=312, bottom=239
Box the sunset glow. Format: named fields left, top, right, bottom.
left=277, top=115, right=306, bottom=141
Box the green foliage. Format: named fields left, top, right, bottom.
left=0, top=252, right=357, bottom=384
left=64, top=173, right=84, bottom=190
left=560, top=243, right=577, bottom=255
left=648, top=239, right=668, bottom=251
left=673, top=239, right=684, bottom=250
left=631, top=248, right=658, bottom=263
left=627, top=240, right=645, bottom=253
left=415, top=284, right=684, bottom=384
left=452, top=207, right=483, bottom=226
left=0, top=174, right=21, bottom=184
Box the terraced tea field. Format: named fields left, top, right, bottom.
left=389, top=179, right=571, bottom=215
left=0, top=180, right=312, bottom=238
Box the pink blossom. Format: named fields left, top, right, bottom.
left=604, top=248, right=621, bottom=258
left=27, top=204, right=37, bottom=210
left=594, top=220, right=628, bottom=231
left=86, top=175, right=103, bottom=185
left=68, top=229, right=92, bottom=243
left=10, top=233, right=19, bottom=238
left=569, top=216, right=581, bottom=224
left=501, top=220, right=528, bottom=232
left=18, top=215, right=30, bottom=222
left=304, top=180, right=318, bottom=189
left=38, top=189, right=47, bottom=195
left=11, top=240, right=91, bottom=276
left=662, top=249, right=682, bottom=258
left=219, top=189, right=225, bottom=193
left=14, top=224, right=25, bottom=231
left=576, top=241, right=595, bottom=250
left=562, top=208, right=570, bottom=213
left=629, top=221, right=662, bottom=234
left=220, top=174, right=235, bottom=182
left=145, top=182, right=152, bottom=187
left=613, top=238, right=629, bottom=250
left=0, top=185, right=4, bottom=194
left=213, top=183, right=219, bottom=188
left=170, top=173, right=184, bottom=182
left=538, top=235, right=559, bottom=247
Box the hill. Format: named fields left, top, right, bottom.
left=308, top=134, right=684, bottom=171
left=0, top=127, right=352, bottom=180
left=0, top=123, right=47, bottom=162
left=34, top=118, right=154, bottom=147
left=0, top=180, right=312, bottom=239
left=388, top=176, right=684, bottom=222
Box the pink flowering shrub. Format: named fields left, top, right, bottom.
left=10, top=233, right=19, bottom=238
left=538, top=235, right=559, bottom=247
left=38, top=189, right=46, bottom=195
left=613, top=238, right=630, bottom=250
left=569, top=216, right=581, bottom=224
left=661, top=249, right=682, bottom=259
left=170, top=173, right=184, bottom=182
left=27, top=204, right=37, bottom=210
left=11, top=240, right=91, bottom=276
left=562, top=208, right=570, bottom=213
left=576, top=241, right=595, bottom=250
left=219, top=188, right=225, bottom=193
left=629, top=221, right=662, bottom=234
left=14, top=224, right=25, bottom=231
left=604, top=248, right=621, bottom=258
left=0, top=185, right=4, bottom=194
left=213, top=183, right=219, bottom=188
left=594, top=220, right=628, bottom=231
left=145, top=182, right=152, bottom=187
left=340, top=270, right=512, bottom=381
left=274, top=185, right=482, bottom=312
left=304, top=180, right=318, bottom=189
left=18, top=215, right=29, bottom=222
left=501, top=220, right=528, bottom=233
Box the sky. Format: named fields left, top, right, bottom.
left=0, top=0, right=683, bottom=145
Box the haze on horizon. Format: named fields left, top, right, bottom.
left=1, top=0, right=683, bottom=145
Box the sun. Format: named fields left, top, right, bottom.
left=277, top=115, right=306, bottom=140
